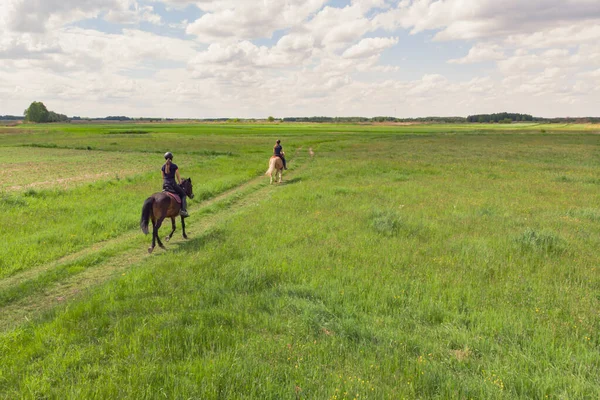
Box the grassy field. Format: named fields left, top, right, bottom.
left=0, top=122, right=599, bottom=398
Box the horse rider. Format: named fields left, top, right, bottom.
left=162, top=152, right=189, bottom=217
left=274, top=139, right=287, bottom=170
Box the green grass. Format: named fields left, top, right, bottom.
left=0, top=122, right=599, bottom=398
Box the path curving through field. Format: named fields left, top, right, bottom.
left=0, top=148, right=315, bottom=331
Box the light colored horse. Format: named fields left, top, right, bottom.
left=265, top=156, right=284, bottom=184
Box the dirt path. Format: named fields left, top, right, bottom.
left=0, top=149, right=314, bottom=331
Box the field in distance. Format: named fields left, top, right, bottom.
left=0, top=122, right=599, bottom=398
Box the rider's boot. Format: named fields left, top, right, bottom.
left=180, top=196, right=189, bottom=218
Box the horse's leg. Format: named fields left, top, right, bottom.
left=149, top=216, right=157, bottom=253
left=165, top=217, right=176, bottom=242
left=181, top=215, right=188, bottom=239
left=278, top=169, right=282, bottom=183
left=154, top=216, right=166, bottom=250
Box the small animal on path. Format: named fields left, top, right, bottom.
left=265, top=156, right=284, bottom=184
left=140, top=178, right=194, bottom=253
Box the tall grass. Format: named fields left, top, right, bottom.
left=0, top=124, right=599, bottom=398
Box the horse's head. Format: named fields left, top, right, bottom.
left=180, top=178, right=194, bottom=199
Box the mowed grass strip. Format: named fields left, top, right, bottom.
left=0, top=125, right=599, bottom=398
left=0, top=147, right=165, bottom=191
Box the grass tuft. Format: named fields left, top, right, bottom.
left=515, top=228, right=565, bottom=255
left=23, top=188, right=46, bottom=198
left=0, top=193, right=28, bottom=208
left=371, top=209, right=404, bottom=237
left=370, top=209, right=425, bottom=238
left=566, top=208, right=600, bottom=222
left=555, top=175, right=575, bottom=183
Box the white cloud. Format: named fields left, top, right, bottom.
left=186, top=34, right=317, bottom=83
left=579, top=68, right=600, bottom=79
left=186, top=0, right=327, bottom=41
left=305, top=5, right=374, bottom=49
left=105, top=4, right=163, bottom=25
left=351, top=0, right=390, bottom=12
left=343, top=37, right=398, bottom=59
left=448, top=43, right=504, bottom=64
left=0, top=0, right=162, bottom=33
left=0, top=34, right=62, bottom=60
left=497, top=48, right=580, bottom=74
left=1, top=0, right=600, bottom=118
left=377, top=0, right=600, bottom=42
left=0, top=26, right=198, bottom=114
left=505, top=20, right=600, bottom=49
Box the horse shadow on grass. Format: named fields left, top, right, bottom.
left=167, top=227, right=227, bottom=253
left=279, top=177, right=302, bottom=186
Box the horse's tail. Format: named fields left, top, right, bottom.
left=140, top=197, right=153, bottom=235
left=265, top=157, right=276, bottom=176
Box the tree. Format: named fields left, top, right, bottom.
left=47, top=111, right=69, bottom=122
left=24, top=101, right=49, bottom=123
left=267, top=116, right=275, bottom=122
left=467, top=112, right=533, bottom=123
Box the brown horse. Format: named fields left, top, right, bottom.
left=140, top=178, right=194, bottom=253
left=265, top=155, right=284, bottom=184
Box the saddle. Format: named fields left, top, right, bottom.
left=162, top=182, right=181, bottom=204
left=163, top=191, right=181, bottom=204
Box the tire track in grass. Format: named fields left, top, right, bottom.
left=0, top=149, right=313, bottom=331
left=0, top=182, right=267, bottom=330
left=0, top=169, right=274, bottom=291
left=0, top=178, right=268, bottom=307
left=0, top=146, right=307, bottom=292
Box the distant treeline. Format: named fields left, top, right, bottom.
left=283, top=116, right=369, bottom=123
left=535, top=117, right=600, bottom=123
left=467, top=113, right=600, bottom=124
left=72, top=116, right=176, bottom=122
left=8, top=103, right=600, bottom=124
left=282, top=115, right=600, bottom=124
left=376, top=116, right=467, bottom=123
left=282, top=116, right=467, bottom=123
left=467, top=113, right=534, bottom=123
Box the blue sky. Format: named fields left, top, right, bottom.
left=1, top=0, right=599, bottom=118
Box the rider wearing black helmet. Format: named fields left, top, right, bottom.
left=162, top=152, right=189, bottom=217
left=274, top=139, right=287, bottom=170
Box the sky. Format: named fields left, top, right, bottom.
left=0, top=0, right=599, bottom=118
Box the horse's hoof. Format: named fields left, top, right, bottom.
left=159, top=245, right=166, bottom=250
left=183, top=235, right=188, bottom=240
left=165, top=236, right=170, bottom=242
left=148, top=247, right=154, bottom=254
